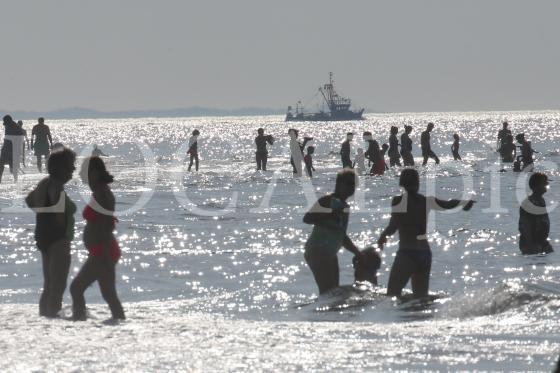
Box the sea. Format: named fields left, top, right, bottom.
left=1, top=111, right=560, bottom=371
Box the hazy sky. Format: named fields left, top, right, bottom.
left=1, top=0, right=560, bottom=113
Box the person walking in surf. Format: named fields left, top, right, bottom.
left=187, top=129, right=200, bottom=171
left=31, top=117, right=53, bottom=173
left=421, top=122, right=440, bottom=166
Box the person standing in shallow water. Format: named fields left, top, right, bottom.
left=499, top=134, right=516, bottom=163
left=388, top=126, right=401, bottom=167
left=304, top=146, right=315, bottom=177
left=451, top=134, right=461, bottom=161
left=288, top=128, right=312, bottom=176
left=0, top=115, right=25, bottom=183
left=340, top=132, right=353, bottom=169
left=187, top=129, right=200, bottom=171
left=254, top=128, right=274, bottom=171
left=421, top=122, right=440, bottom=166
left=303, top=169, right=365, bottom=294
left=515, top=133, right=535, bottom=171
left=497, top=121, right=512, bottom=151
left=70, top=157, right=125, bottom=321
left=518, top=173, right=553, bottom=255
left=31, top=117, right=53, bottom=173
left=400, top=125, right=414, bottom=166
left=377, top=169, right=474, bottom=298
left=25, top=147, right=77, bottom=317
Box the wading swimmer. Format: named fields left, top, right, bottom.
left=497, top=121, right=512, bottom=151
left=255, top=128, right=274, bottom=171
left=377, top=169, right=474, bottom=298
left=400, top=125, right=414, bottom=166
left=388, top=126, right=401, bottom=167
left=518, top=173, right=553, bottom=255
left=340, top=132, right=354, bottom=169
left=451, top=134, right=461, bottom=161
left=187, top=129, right=200, bottom=171
left=304, top=146, right=316, bottom=177
left=70, top=157, right=125, bottom=321
left=0, top=115, right=25, bottom=183
left=500, top=134, right=516, bottom=163
left=421, top=122, right=440, bottom=166
left=288, top=128, right=312, bottom=176
left=303, top=169, right=365, bottom=294
left=25, top=147, right=77, bottom=317
left=31, top=117, right=53, bottom=173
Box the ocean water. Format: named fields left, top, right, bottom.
left=1, top=111, right=560, bottom=371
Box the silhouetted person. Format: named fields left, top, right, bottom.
left=500, top=134, right=516, bottom=163
left=0, top=115, right=25, bottom=183
left=353, top=148, right=366, bottom=175
left=304, top=146, right=316, bottom=177
left=25, top=147, right=77, bottom=317
left=255, top=128, right=274, bottom=171
left=340, top=132, right=354, bottom=168
left=400, top=125, right=414, bottom=166
left=370, top=141, right=385, bottom=176
left=70, top=157, right=125, bottom=321
left=187, top=129, right=200, bottom=171
left=497, top=121, right=512, bottom=151
left=451, top=134, right=461, bottom=161
left=288, top=128, right=312, bottom=176
left=515, top=133, right=535, bottom=171
left=17, top=120, right=29, bottom=167
left=388, top=126, right=401, bottom=167
left=421, top=122, right=440, bottom=165
left=91, top=145, right=107, bottom=157
left=31, top=117, right=53, bottom=173
left=363, top=131, right=375, bottom=167
left=352, top=247, right=381, bottom=285
left=303, top=169, right=365, bottom=294
left=519, top=173, right=553, bottom=255
left=377, top=169, right=474, bottom=298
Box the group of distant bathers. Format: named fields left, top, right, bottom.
left=497, top=121, right=536, bottom=171
left=303, top=167, right=553, bottom=298
left=0, top=115, right=53, bottom=183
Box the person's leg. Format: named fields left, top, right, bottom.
left=262, top=154, right=267, bottom=171
left=422, top=151, right=428, bottom=166
left=37, top=156, right=42, bottom=172
left=0, top=161, right=4, bottom=183
left=45, top=239, right=71, bottom=317
left=97, top=261, right=125, bottom=319
left=70, top=256, right=99, bottom=320
left=430, top=150, right=440, bottom=165
left=195, top=154, right=199, bottom=171
left=256, top=153, right=261, bottom=170
left=410, top=251, right=432, bottom=298
left=387, top=252, right=416, bottom=296
left=39, top=251, right=50, bottom=316
left=305, top=253, right=339, bottom=294
left=188, top=154, right=194, bottom=171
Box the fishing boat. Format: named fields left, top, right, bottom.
left=285, top=72, right=365, bottom=122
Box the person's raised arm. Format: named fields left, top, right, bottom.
left=431, top=197, right=475, bottom=211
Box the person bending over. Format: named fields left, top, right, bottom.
left=303, top=169, right=365, bottom=294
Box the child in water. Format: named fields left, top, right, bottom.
left=451, top=134, right=461, bottom=160
left=303, top=169, right=365, bottom=294
left=304, top=146, right=316, bottom=177
left=352, top=246, right=381, bottom=285
left=518, top=173, right=553, bottom=255
left=353, top=148, right=366, bottom=175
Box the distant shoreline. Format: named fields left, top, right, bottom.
left=1, top=107, right=557, bottom=121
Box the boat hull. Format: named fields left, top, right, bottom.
left=285, top=109, right=365, bottom=122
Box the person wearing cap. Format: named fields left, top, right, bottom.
left=340, top=132, right=354, bottom=169
left=519, top=173, right=553, bottom=255
left=421, top=122, right=440, bottom=166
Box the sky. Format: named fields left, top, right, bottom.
left=1, top=0, right=560, bottom=113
